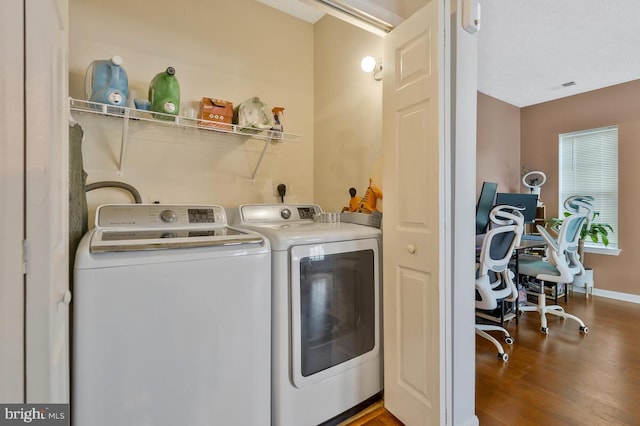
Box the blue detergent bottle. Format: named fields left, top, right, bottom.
left=84, top=56, right=129, bottom=110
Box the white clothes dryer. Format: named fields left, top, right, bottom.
left=73, top=204, right=271, bottom=426
left=233, top=204, right=382, bottom=426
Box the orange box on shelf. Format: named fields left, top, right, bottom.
left=199, top=98, right=234, bottom=130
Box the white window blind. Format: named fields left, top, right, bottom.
left=559, top=125, right=618, bottom=249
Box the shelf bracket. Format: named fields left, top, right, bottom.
left=249, top=137, right=272, bottom=183
left=117, top=108, right=130, bottom=176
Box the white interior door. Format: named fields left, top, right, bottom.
left=25, top=0, right=70, bottom=402
left=0, top=0, right=26, bottom=403
left=382, top=1, right=447, bottom=424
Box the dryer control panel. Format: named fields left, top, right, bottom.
left=239, top=204, right=322, bottom=224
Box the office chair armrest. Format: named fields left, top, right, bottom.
left=536, top=224, right=559, bottom=253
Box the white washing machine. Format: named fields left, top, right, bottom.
left=73, top=204, right=271, bottom=426
left=232, top=204, right=382, bottom=426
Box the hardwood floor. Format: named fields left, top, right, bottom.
left=346, top=292, right=640, bottom=425
left=476, top=292, right=640, bottom=425
left=339, top=401, right=403, bottom=426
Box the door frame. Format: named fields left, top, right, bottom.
left=449, top=1, right=479, bottom=424
left=24, top=0, right=70, bottom=403
left=0, top=0, right=26, bottom=403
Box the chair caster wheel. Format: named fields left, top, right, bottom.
left=580, top=326, right=589, bottom=334
left=505, top=337, right=514, bottom=345
left=498, top=353, right=509, bottom=362
left=540, top=327, right=549, bottom=334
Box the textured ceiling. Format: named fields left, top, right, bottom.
left=258, top=0, right=640, bottom=108
left=478, top=0, right=640, bottom=107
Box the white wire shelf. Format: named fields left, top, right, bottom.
left=69, top=98, right=301, bottom=142
left=69, top=97, right=301, bottom=180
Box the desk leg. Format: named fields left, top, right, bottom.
left=514, top=254, right=520, bottom=325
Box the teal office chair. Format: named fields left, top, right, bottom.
left=518, top=196, right=594, bottom=334
left=476, top=205, right=525, bottom=361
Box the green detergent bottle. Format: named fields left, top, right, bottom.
left=149, top=67, right=180, bottom=119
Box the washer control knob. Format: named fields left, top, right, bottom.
left=160, top=209, right=177, bottom=223
left=281, top=208, right=292, bottom=219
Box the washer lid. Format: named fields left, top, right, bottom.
left=90, top=227, right=264, bottom=253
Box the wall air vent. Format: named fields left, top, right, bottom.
left=547, top=81, right=578, bottom=91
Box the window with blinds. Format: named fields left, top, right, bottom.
left=559, top=125, right=618, bottom=249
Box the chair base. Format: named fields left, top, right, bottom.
left=520, top=292, right=589, bottom=334
left=476, top=324, right=513, bottom=361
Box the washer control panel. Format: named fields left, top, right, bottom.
left=239, top=204, right=322, bottom=224
left=97, top=204, right=226, bottom=229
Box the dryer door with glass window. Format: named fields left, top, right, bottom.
left=290, top=238, right=380, bottom=388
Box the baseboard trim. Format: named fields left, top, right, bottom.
left=571, top=285, right=640, bottom=304
left=458, top=415, right=480, bottom=426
